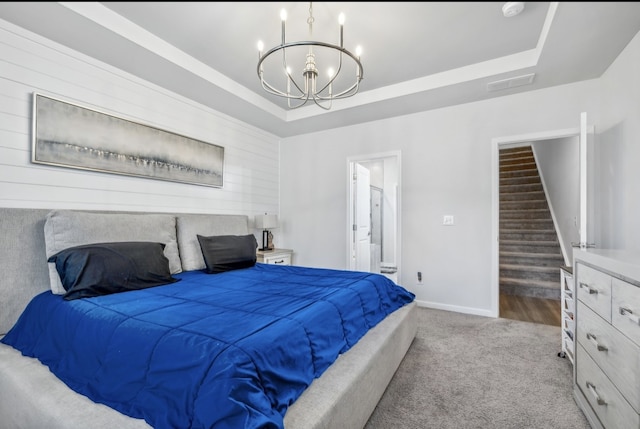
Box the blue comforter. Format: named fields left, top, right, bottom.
left=2, top=264, right=414, bottom=428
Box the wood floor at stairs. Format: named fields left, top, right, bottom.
left=499, top=146, right=563, bottom=300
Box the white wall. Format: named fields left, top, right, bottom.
left=595, top=29, right=640, bottom=250
left=0, top=19, right=279, bottom=225
left=281, top=29, right=640, bottom=317
left=532, top=136, right=580, bottom=264
left=280, top=81, right=600, bottom=316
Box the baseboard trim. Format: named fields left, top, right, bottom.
left=415, top=300, right=494, bottom=318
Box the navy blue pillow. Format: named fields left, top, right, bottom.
left=48, top=241, right=180, bottom=300
left=197, top=234, right=258, bottom=274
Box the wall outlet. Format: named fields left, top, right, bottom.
left=443, top=215, right=455, bottom=226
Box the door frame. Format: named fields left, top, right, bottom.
left=490, top=123, right=593, bottom=317
left=347, top=150, right=401, bottom=278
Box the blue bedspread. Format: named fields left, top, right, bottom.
left=2, top=264, right=414, bottom=428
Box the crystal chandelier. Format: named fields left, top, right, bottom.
left=256, top=2, right=364, bottom=110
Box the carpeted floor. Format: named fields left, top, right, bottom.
left=364, top=307, right=591, bottom=429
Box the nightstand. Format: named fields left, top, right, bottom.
left=257, top=248, right=293, bottom=266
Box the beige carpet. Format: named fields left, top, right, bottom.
left=364, top=307, right=591, bottom=429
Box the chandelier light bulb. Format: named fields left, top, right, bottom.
left=355, top=46, right=362, bottom=57
left=327, top=67, right=335, bottom=78
left=338, top=13, right=345, bottom=25
left=257, top=40, right=264, bottom=52
left=280, top=9, right=287, bottom=21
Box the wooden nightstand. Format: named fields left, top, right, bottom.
left=257, top=248, right=293, bottom=266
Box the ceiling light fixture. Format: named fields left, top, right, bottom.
left=256, top=2, right=364, bottom=110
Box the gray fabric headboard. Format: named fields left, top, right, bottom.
left=0, top=208, right=249, bottom=335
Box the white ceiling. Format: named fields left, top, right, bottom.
left=1, top=2, right=640, bottom=137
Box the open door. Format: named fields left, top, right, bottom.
left=354, top=163, right=371, bottom=272
left=578, top=112, right=590, bottom=249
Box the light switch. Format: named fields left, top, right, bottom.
left=443, top=215, right=454, bottom=226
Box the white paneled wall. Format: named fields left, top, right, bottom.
left=0, top=19, right=279, bottom=221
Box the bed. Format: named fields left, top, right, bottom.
left=0, top=208, right=417, bottom=429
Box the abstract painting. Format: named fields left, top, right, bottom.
left=32, top=93, right=224, bottom=187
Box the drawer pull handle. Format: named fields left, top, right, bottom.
left=579, top=282, right=598, bottom=294
left=586, top=382, right=607, bottom=406
left=620, top=307, right=640, bottom=325
left=586, top=333, right=608, bottom=352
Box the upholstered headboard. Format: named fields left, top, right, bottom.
left=0, top=208, right=250, bottom=335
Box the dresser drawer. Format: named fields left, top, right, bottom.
left=576, top=343, right=640, bottom=429
left=612, top=278, right=640, bottom=347
left=577, top=263, right=613, bottom=322
left=577, top=300, right=640, bottom=412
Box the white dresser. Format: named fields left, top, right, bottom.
left=573, top=249, right=640, bottom=429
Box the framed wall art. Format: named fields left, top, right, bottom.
left=32, top=93, right=224, bottom=187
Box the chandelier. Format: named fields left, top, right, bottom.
left=256, top=2, right=364, bottom=110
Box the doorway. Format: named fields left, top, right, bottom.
left=491, top=115, right=593, bottom=320
left=347, top=151, right=401, bottom=283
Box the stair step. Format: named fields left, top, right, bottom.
left=500, top=220, right=555, bottom=230
left=500, top=200, right=549, bottom=210
left=500, top=183, right=544, bottom=193
left=500, top=176, right=542, bottom=186
left=500, top=147, right=533, bottom=156
left=499, top=190, right=546, bottom=201
left=500, top=230, right=559, bottom=241
left=500, top=264, right=561, bottom=282
left=500, top=208, right=551, bottom=220
left=500, top=251, right=565, bottom=266
left=500, top=168, right=540, bottom=179
left=500, top=152, right=535, bottom=166
left=500, top=240, right=561, bottom=254
left=500, top=161, right=537, bottom=172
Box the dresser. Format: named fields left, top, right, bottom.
left=573, top=249, right=640, bottom=429
left=256, top=248, right=293, bottom=266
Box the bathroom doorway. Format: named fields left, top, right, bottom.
left=347, top=151, right=401, bottom=283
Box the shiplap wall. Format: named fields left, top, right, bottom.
left=0, top=18, right=279, bottom=221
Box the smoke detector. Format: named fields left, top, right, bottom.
left=502, top=2, right=525, bottom=18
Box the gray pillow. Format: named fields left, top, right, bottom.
left=44, top=210, right=181, bottom=294
left=176, top=214, right=249, bottom=271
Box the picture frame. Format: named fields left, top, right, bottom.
left=32, top=93, right=224, bottom=188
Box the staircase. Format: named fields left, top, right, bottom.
left=499, top=146, right=564, bottom=300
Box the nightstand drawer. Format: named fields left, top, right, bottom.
left=263, top=254, right=291, bottom=265
left=256, top=248, right=293, bottom=266
left=577, top=263, right=612, bottom=322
